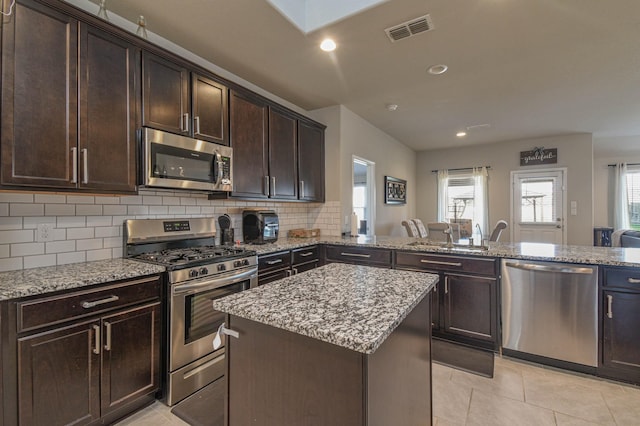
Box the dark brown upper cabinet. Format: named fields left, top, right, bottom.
left=142, top=52, right=228, bottom=145
left=298, top=120, right=325, bottom=202
left=1, top=0, right=138, bottom=193
left=268, top=107, right=298, bottom=200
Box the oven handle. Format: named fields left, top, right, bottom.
left=172, top=268, right=257, bottom=295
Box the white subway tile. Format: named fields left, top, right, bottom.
left=0, top=193, right=33, bottom=203
left=200, top=207, right=215, bottom=215
left=127, top=205, right=149, bottom=215
left=163, top=196, right=181, bottom=206
left=142, top=195, right=163, bottom=205
left=180, top=197, right=196, bottom=206
left=45, top=204, right=75, bottom=216
left=0, top=245, right=8, bottom=258
left=94, top=196, right=121, bottom=205
left=86, top=216, right=113, bottom=227
left=95, top=226, right=120, bottom=238
left=111, top=216, right=129, bottom=226
left=0, top=204, right=7, bottom=216
left=111, top=247, right=123, bottom=258
left=23, top=254, right=56, bottom=269
left=52, top=228, right=66, bottom=241
left=168, top=206, right=186, bottom=214
left=57, top=216, right=86, bottom=228
left=103, top=237, right=122, bottom=249
left=35, top=194, right=66, bottom=204
left=185, top=207, right=201, bottom=215
left=66, top=195, right=95, bottom=204
left=46, top=240, right=76, bottom=253
left=196, top=198, right=213, bottom=206
left=10, top=203, right=44, bottom=217
left=0, top=217, right=23, bottom=230
left=103, top=205, right=127, bottom=216
left=67, top=228, right=94, bottom=240
left=11, top=242, right=44, bottom=256
left=76, top=238, right=103, bottom=250
left=0, top=229, right=33, bottom=244
left=120, top=195, right=143, bottom=205
left=23, top=217, right=56, bottom=228
left=86, top=248, right=112, bottom=262
left=57, top=251, right=86, bottom=265
left=0, top=257, right=22, bottom=272
left=149, top=206, right=169, bottom=215
left=76, top=205, right=103, bottom=216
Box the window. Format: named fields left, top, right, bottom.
left=437, top=167, right=488, bottom=237
left=519, top=178, right=556, bottom=223
left=627, top=169, right=640, bottom=229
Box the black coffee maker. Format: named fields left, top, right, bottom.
left=218, top=214, right=234, bottom=245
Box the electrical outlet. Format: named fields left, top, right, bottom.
left=36, top=223, right=54, bottom=242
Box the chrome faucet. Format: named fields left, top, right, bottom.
left=444, top=227, right=454, bottom=248
left=475, top=223, right=486, bottom=249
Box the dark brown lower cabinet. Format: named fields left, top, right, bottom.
left=226, top=295, right=431, bottom=426
left=601, top=290, right=640, bottom=384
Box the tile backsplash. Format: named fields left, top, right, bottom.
left=0, top=189, right=341, bottom=272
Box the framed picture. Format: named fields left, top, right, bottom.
left=384, top=176, right=406, bottom=204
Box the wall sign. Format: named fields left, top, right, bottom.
left=384, top=176, right=406, bottom=204
left=520, top=147, right=557, bottom=166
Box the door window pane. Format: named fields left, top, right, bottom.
left=520, top=179, right=555, bottom=223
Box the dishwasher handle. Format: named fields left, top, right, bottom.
left=504, top=262, right=594, bottom=275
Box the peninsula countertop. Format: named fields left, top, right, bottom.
left=244, top=236, right=640, bottom=268
left=213, top=262, right=438, bottom=354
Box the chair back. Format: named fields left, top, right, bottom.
left=489, top=220, right=508, bottom=242
left=402, top=220, right=419, bottom=237
left=411, top=219, right=429, bottom=238
left=427, top=222, right=450, bottom=242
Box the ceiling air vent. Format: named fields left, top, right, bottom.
left=385, top=14, right=433, bottom=42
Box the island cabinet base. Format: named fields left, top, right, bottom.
left=225, top=295, right=432, bottom=426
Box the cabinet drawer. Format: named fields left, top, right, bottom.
left=258, top=251, right=291, bottom=273
left=325, top=245, right=392, bottom=267
left=603, top=267, right=640, bottom=291
left=396, top=251, right=496, bottom=276
left=293, top=260, right=318, bottom=274
left=292, top=246, right=319, bottom=265
left=17, top=275, right=161, bottom=333
left=258, top=269, right=290, bottom=286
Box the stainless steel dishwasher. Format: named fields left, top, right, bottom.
left=501, top=259, right=598, bottom=367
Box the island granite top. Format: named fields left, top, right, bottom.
left=0, top=259, right=165, bottom=301
left=213, top=262, right=438, bottom=354
left=244, top=236, right=640, bottom=267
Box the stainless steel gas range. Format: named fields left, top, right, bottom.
left=124, top=217, right=257, bottom=406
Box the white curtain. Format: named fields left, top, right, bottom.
left=437, top=170, right=449, bottom=221
left=473, top=167, right=489, bottom=236
left=614, top=162, right=630, bottom=229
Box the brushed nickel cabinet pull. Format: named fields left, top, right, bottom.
left=420, top=259, right=462, bottom=267
left=93, top=324, right=101, bottom=355
left=81, top=148, right=88, bottom=184
left=445, top=276, right=449, bottom=294
left=266, top=259, right=283, bottom=265
left=264, top=176, right=269, bottom=196
left=271, top=176, right=276, bottom=195
left=606, top=295, right=613, bottom=319
left=194, top=115, right=201, bottom=134
left=183, top=113, right=190, bottom=132
left=340, top=252, right=371, bottom=258
left=627, top=277, right=640, bottom=284
left=300, top=180, right=305, bottom=198
left=104, top=321, right=112, bottom=351
left=81, top=295, right=119, bottom=309
left=300, top=252, right=314, bottom=257
left=71, top=147, right=78, bottom=183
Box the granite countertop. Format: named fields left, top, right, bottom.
left=0, top=259, right=166, bottom=301
left=213, top=262, right=438, bottom=354
left=245, top=236, right=640, bottom=268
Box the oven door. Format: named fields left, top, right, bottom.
left=169, top=267, right=257, bottom=372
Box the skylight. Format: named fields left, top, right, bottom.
left=266, top=0, right=389, bottom=34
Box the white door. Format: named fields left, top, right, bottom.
left=511, top=169, right=566, bottom=244
left=352, top=157, right=376, bottom=236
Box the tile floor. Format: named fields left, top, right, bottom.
left=115, top=356, right=640, bottom=426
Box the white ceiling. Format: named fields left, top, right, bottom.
left=89, top=0, right=640, bottom=152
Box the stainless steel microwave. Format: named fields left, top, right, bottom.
left=142, top=128, right=232, bottom=192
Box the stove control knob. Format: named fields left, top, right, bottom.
left=200, top=267, right=209, bottom=275
left=242, top=259, right=250, bottom=266
left=233, top=260, right=242, bottom=268
left=217, top=264, right=226, bottom=272
left=189, top=269, right=199, bottom=278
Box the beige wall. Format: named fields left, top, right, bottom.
left=311, top=106, right=417, bottom=236
left=416, top=134, right=594, bottom=245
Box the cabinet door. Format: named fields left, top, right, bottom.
left=229, top=91, right=268, bottom=198
left=443, top=273, right=497, bottom=344
left=297, top=120, right=325, bottom=202
left=142, top=52, right=189, bottom=135
left=100, top=302, right=161, bottom=416
left=1, top=0, right=78, bottom=188
left=268, top=107, right=298, bottom=199
left=602, top=291, right=640, bottom=374
left=192, top=73, right=228, bottom=145
left=18, top=320, right=100, bottom=426
left=79, top=24, right=138, bottom=193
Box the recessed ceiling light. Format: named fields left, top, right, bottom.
left=386, top=103, right=399, bottom=111
left=428, top=64, right=448, bottom=75
left=320, top=38, right=337, bottom=52
left=456, top=131, right=467, bottom=137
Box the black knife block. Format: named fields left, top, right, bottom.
left=220, top=228, right=234, bottom=246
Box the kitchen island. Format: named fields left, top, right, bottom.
left=213, top=263, right=438, bottom=426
